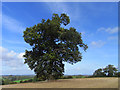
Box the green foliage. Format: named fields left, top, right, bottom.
left=93, top=68, right=106, bottom=77
left=118, top=72, right=120, bottom=77
left=1, top=79, right=17, bottom=85
left=2, top=79, right=5, bottom=85
left=103, top=64, right=118, bottom=77
left=28, top=79, right=33, bottom=82
left=60, top=75, right=86, bottom=79
left=4, top=79, right=11, bottom=85
left=8, top=75, right=16, bottom=81
left=1, top=75, right=35, bottom=85
left=93, top=64, right=118, bottom=77
left=9, top=82, right=17, bottom=84
left=0, top=79, right=4, bottom=85
left=64, top=76, right=73, bottom=79
left=32, top=76, right=38, bottom=82
left=13, top=80, right=22, bottom=83
left=20, top=79, right=33, bottom=83
left=72, top=75, right=86, bottom=78
left=13, top=78, right=33, bottom=83
left=60, top=76, right=73, bottom=79
left=20, top=80, right=27, bottom=83
left=3, top=75, right=34, bottom=82
left=20, top=80, right=23, bottom=83
left=23, top=13, right=88, bottom=80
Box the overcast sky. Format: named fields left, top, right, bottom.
left=1, top=2, right=118, bottom=75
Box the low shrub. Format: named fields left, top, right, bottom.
left=24, top=80, right=28, bottom=83
left=67, top=76, right=73, bottom=79
left=32, top=76, right=38, bottom=82
left=20, top=80, right=23, bottom=83
left=27, top=79, right=33, bottom=82
left=10, top=82, right=17, bottom=84
left=61, top=76, right=73, bottom=79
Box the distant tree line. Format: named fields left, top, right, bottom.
left=1, top=75, right=34, bottom=85
left=93, top=64, right=119, bottom=77
left=1, top=64, right=119, bottom=85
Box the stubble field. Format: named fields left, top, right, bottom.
left=2, top=77, right=118, bottom=88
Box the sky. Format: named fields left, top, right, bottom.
left=1, top=2, right=118, bottom=75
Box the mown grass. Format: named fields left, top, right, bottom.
left=13, top=78, right=33, bottom=83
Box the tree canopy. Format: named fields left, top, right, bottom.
left=103, top=64, right=118, bottom=77
left=93, top=68, right=106, bottom=77
left=23, top=13, right=88, bottom=80
left=93, top=64, right=118, bottom=77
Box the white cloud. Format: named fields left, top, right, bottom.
left=0, top=46, right=7, bottom=54
left=90, top=40, right=106, bottom=48
left=2, top=14, right=26, bottom=33
left=17, top=52, right=25, bottom=59
left=108, top=36, right=118, bottom=40
left=97, top=27, right=118, bottom=34
left=46, top=2, right=68, bottom=14
left=1, top=46, right=25, bottom=68
left=7, top=50, right=17, bottom=58
left=1, top=46, right=35, bottom=75
left=0, top=46, right=35, bottom=75
left=46, top=2, right=81, bottom=22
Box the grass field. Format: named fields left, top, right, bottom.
left=2, top=77, right=118, bottom=88
left=72, top=76, right=86, bottom=78
left=13, top=78, right=33, bottom=83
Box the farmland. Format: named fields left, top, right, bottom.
left=1, top=75, right=34, bottom=85
left=2, top=77, right=118, bottom=88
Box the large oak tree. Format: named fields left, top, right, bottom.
left=23, top=13, right=88, bottom=80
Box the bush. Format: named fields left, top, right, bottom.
left=10, top=82, right=17, bottom=84
left=118, top=72, right=120, bottom=77
left=21, top=80, right=28, bottom=83
left=4, top=79, right=11, bottom=85
left=75, top=76, right=80, bottom=78
left=0, top=79, right=2, bottom=85
left=28, top=79, right=33, bottom=82
left=67, top=76, right=73, bottom=79
left=20, top=80, right=23, bottom=83
left=61, top=76, right=73, bottom=79
left=32, top=76, right=39, bottom=82
left=2, top=80, right=4, bottom=85
left=19, top=79, right=33, bottom=83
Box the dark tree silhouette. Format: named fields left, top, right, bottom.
left=93, top=68, right=106, bottom=77
left=93, top=64, right=118, bottom=77
left=23, top=13, right=88, bottom=80
left=103, top=64, right=118, bottom=77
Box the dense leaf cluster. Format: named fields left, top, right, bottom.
left=23, top=13, right=88, bottom=80
left=93, top=64, right=118, bottom=77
